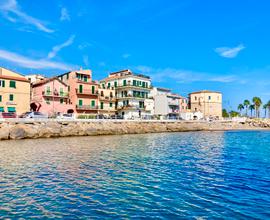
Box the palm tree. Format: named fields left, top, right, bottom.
left=263, top=104, right=268, bottom=118
left=252, top=97, right=262, bottom=118
left=237, top=104, right=244, bottom=116
left=249, top=104, right=255, bottom=117
left=267, top=101, right=270, bottom=118
left=243, top=100, right=250, bottom=116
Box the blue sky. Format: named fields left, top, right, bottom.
left=0, top=0, right=270, bottom=111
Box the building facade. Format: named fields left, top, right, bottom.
left=100, top=69, right=152, bottom=119
left=31, top=77, right=73, bottom=116
left=58, top=69, right=99, bottom=114
left=151, top=87, right=181, bottom=118
left=0, top=67, right=30, bottom=114
left=97, top=86, right=116, bottom=116
left=179, top=96, right=188, bottom=112
left=189, top=90, right=222, bottom=119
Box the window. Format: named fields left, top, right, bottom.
left=7, top=107, right=16, bottom=112
left=79, top=85, right=83, bottom=93
left=108, top=83, right=111, bottom=88
left=60, top=88, right=64, bottom=96
left=133, top=80, right=136, bottom=86
left=195, top=96, right=197, bottom=101
left=100, top=102, right=104, bottom=109
left=110, top=102, right=113, bottom=107
left=79, top=99, right=83, bottom=106
left=110, top=92, right=113, bottom=98
left=92, top=86, right=95, bottom=94
left=0, top=80, right=5, bottom=87
left=83, top=75, right=87, bottom=82
left=66, top=73, right=69, bottom=80
left=101, top=91, right=104, bottom=96
left=0, top=95, right=2, bottom=102
left=114, top=81, right=117, bottom=88
left=142, top=82, right=145, bottom=88
left=208, top=96, right=211, bottom=100
left=60, top=98, right=64, bottom=104
left=0, top=107, right=4, bottom=112
left=9, top=81, right=16, bottom=88
left=91, top=100, right=95, bottom=107
left=9, top=94, right=14, bottom=101
left=123, top=80, right=126, bottom=86
left=68, top=86, right=70, bottom=92
left=46, top=86, right=51, bottom=94
left=102, top=84, right=105, bottom=89
left=46, top=98, right=50, bottom=104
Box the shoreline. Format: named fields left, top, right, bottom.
left=0, top=119, right=270, bottom=141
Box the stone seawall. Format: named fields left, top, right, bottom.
left=0, top=119, right=267, bottom=140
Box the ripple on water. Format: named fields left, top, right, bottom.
left=1, top=131, right=270, bottom=219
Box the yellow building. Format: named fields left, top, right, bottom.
left=189, top=90, right=222, bottom=119
left=0, top=67, right=30, bottom=114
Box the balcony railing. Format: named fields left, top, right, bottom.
left=116, top=82, right=152, bottom=90
left=42, top=91, right=68, bottom=97
left=76, top=89, right=98, bottom=96
left=117, top=104, right=145, bottom=110
left=116, top=94, right=148, bottom=99
left=99, top=96, right=115, bottom=101
left=76, top=105, right=98, bottom=110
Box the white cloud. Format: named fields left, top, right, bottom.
left=0, top=0, right=54, bottom=33
left=83, top=55, right=89, bottom=67
left=122, top=53, right=131, bottom=59
left=215, top=44, right=245, bottom=58
left=60, top=7, right=70, bottom=21
left=0, top=49, right=76, bottom=70
left=134, top=65, right=238, bottom=83
left=47, top=35, right=75, bottom=59
left=78, top=42, right=92, bottom=50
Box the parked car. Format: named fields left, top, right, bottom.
left=110, top=115, right=124, bottom=119
left=1, top=112, right=17, bottom=118
left=56, top=113, right=75, bottom=120
left=20, top=111, right=48, bottom=119
left=96, top=114, right=108, bottom=119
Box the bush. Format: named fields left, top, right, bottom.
left=77, top=114, right=96, bottom=119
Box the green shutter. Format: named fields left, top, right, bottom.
left=92, top=86, right=95, bottom=94
left=110, top=102, right=113, bottom=107
left=114, top=81, right=117, bottom=88
left=123, top=80, right=126, bottom=86
left=9, top=81, right=16, bottom=88
left=79, top=100, right=83, bottom=106
left=79, top=85, right=83, bottom=93
left=7, top=107, right=16, bottom=112
left=0, top=107, right=4, bottom=112
left=9, top=94, right=14, bottom=101
left=100, top=102, right=104, bottom=109
left=0, top=95, right=2, bottom=102
left=2, top=80, right=5, bottom=87
left=133, top=80, right=136, bottom=86
left=108, top=83, right=111, bottom=88
left=91, top=100, right=95, bottom=107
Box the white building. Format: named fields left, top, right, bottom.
left=25, top=74, right=46, bottom=84
left=100, top=69, right=152, bottom=119
left=151, top=87, right=181, bottom=119
left=179, top=111, right=204, bottom=120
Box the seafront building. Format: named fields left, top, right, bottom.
left=58, top=69, right=99, bottom=114
left=0, top=67, right=30, bottom=114
left=97, top=86, right=116, bottom=116
left=151, top=87, right=181, bottom=119
left=179, top=96, right=188, bottom=112
left=189, top=90, right=222, bottom=119
left=100, top=69, right=152, bottom=119
left=31, top=77, right=73, bottom=116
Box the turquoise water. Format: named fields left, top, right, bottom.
left=0, top=131, right=270, bottom=219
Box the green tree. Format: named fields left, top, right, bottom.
left=222, top=109, right=229, bottom=118
left=252, top=97, right=262, bottom=118
left=243, top=99, right=250, bottom=116
left=229, top=111, right=240, bottom=118
left=249, top=104, right=255, bottom=117
left=237, top=104, right=244, bottom=116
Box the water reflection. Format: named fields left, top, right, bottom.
left=0, top=131, right=270, bottom=219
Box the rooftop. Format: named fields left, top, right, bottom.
left=189, top=90, right=221, bottom=95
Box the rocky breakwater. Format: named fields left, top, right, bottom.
left=0, top=119, right=268, bottom=141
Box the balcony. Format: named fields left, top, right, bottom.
left=76, top=105, right=98, bottom=110
left=76, top=89, right=98, bottom=96
left=116, top=82, right=152, bottom=90
left=99, top=96, right=115, bottom=101
left=117, top=104, right=146, bottom=111
left=116, top=94, right=148, bottom=100
left=168, top=101, right=179, bottom=106
left=42, top=90, right=68, bottom=98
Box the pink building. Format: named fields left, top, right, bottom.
left=179, top=96, right=188, bottom=112
left=31, top=77, right=74, bottom=116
